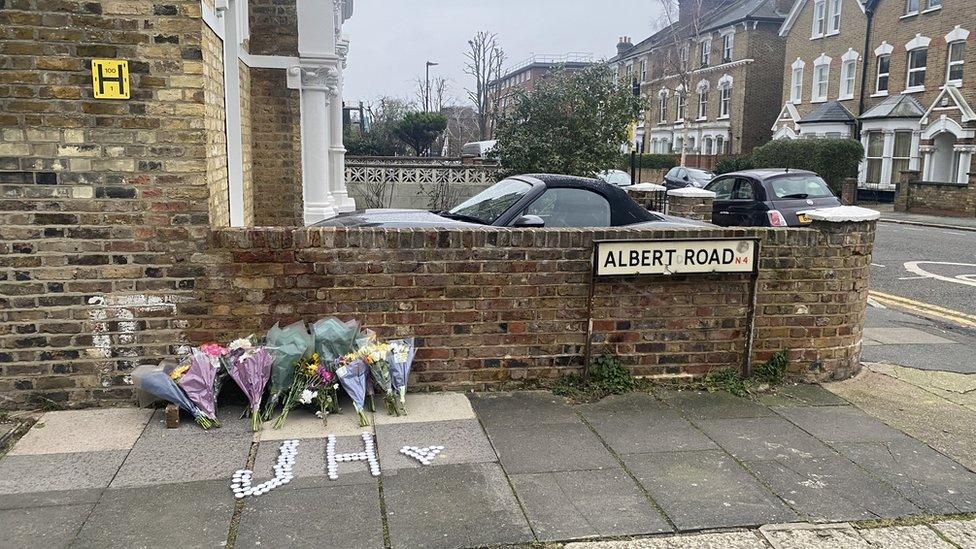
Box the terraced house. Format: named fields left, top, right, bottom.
left=775, top=0, right=975, bottom=211
left=612, top=0, right=795, bottom=157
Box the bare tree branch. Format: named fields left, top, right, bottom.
left=464, top=31, right=506, bottom=140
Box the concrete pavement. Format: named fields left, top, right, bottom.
left=3, top=387, right=976, bottom=548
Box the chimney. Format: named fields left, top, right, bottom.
left=616, top=36, right=632, bottom=56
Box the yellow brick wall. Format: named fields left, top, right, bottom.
left=240, top=60, right=254, bottom=226
left=202, top=24, right=229, bottom=227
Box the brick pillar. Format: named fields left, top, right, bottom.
left=894, top=169, right=920, bottom=213
left=666, top=187, right=716, bottom=221
left=626, top=183, right=667, bottom=212
left=841, top=177, right=858, bottom=206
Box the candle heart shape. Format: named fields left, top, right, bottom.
left=399, top=445, right=444, bottom=465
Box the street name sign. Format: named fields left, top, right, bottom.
left=594, top=238, right=758, bottom=276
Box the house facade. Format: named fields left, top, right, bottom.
left=775, top=0, right=975, bottom=198
left=488, top=53, right=594, bottom=117
left=612, top=0, right=794, bottom=156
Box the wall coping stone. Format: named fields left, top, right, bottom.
left=667, top=187, right=716, bottom=197
left=800, top=206, right=881, bottom=223
left=628, top=183, right=667, bottom=191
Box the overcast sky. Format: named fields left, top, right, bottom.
left=342, top=0, right=663, bottom=107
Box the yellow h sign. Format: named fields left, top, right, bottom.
left=91, top=59, right=130, bottom=99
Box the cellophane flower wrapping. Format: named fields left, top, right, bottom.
left=387, top=338, right=416, bottom=411
left=200, top=343, right=230, bottom=401
left=312, top=317, right=360, bottom=362
left=335, top=357, right=370, bottom=426
left=132, top=363, right=214, bottom=429
left=361, top=343, right=400, bottom=415
left=262, top=321, right=313, bottom=420
left=176, top=348, right=221, bottom=425
left=228, top=346, right=273, bottom=431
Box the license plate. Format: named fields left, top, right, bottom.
left=797, top=214, right=811, bottom=224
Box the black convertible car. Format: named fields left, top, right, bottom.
left=314, top=174, right=708, bottom=229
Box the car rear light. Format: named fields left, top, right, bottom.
left=767, top=210, right=788, bottom=227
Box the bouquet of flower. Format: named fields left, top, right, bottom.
left=226, top=339, right=273, bottom=431
left=132, top=363, right=216, bottom=429
left=359, top=342, right=401, bottom=416
left=387, top=338, right=416, bottom=413
left=272, top=353, right=340, bottom=429
left=312, top=317, right=360, bottom=362
left=335, top=353, right=371, bottom=427
left=200, top=342, right=230, bottom=399
left=262, top=321, right=313, bottom=421
left=174, top=348, right=222, bottom=427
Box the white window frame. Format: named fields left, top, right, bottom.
left=840, top=60, right=856, bottom=99
left=719, top=87, right=731, bottom=119
left=700, top=39, right=711, bottom=67
left=946, top=41, right=965, bottom=87
left=828, top=0, right=842, bottom=34
left=640, top=59, right=647, bottom=82
left=658, top=89, right=669, bottom=124
left=697, top=81, right=709, bottom=120
left=722, top=33, right=734, bottom=62
left=906, top=48, right=927, bottom=92
left=905, top=0, right=919, bottom=15
left=812, top=0, right=827, bottom=38
left=811, top=55, right=831, bottom=103
left=924, top=0, right=940, bottom=11
left=676, top=90, right=687, bottom=122
left=875, top=53, right=891, bottom=94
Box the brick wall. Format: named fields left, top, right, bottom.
left=202, top=24, right=229, bottom=227
left=0, top=0, right=212, bottom=408
left=896, top=170, right=976, bottom=216
left=240, top=60, right=254, bottom=226
left=741, top=22, right=788, bottom=152
left=248, top=68, right=303, bottom=227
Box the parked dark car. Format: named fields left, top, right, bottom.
left=704, top=169, right=842, bottom=227
left=663, top=166, right=714, bottom=190
left=313, top=174, right=709, bottom=229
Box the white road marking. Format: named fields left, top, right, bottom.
left=898, top=276, right=930, bottom=280
left=871, top=263, right=886, bottom=268
left=903, top=261, right=976, bottom=288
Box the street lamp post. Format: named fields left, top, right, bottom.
left=425, top=60, right=438, bottom=112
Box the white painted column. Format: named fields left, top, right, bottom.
left=857, top=131, right=870, bottom=185
left=329, top=38, right=355, bottom=212
left=296, top=64, right=339, bottom=224
left=879, top=130, right=895, bottom=189
left=920, top=145, right=934, bottom=181
left=956, top=145, right=974, bottom=184
left=909, top=130, right=921, bottom=170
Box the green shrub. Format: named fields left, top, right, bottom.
left=713, top=155, right=755, bottom=175
left=618, top=153, right=679, bottom=171
left=750, top=139, right=863, bottom=195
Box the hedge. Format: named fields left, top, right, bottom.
left=748, top=139, right=864, bottom=194
left=617, top=153, right=679, bottom=171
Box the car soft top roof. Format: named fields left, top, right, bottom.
left=514, top=173, right=663, bottom=225
left=721, top=169, right=818, bottom=180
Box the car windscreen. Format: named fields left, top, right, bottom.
left=687, top=169, right=713, bottom=183
left=449, top=178, right=532, bottom=224
left=767, top=175, right=834, bottom=199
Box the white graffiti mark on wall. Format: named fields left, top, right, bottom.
left=86, top=294, right=193, bottom=384
left=903, top=262, right=976, bottom=289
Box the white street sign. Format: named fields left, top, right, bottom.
left=594, top=239, right=758, bottom=276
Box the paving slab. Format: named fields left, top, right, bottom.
left=826, top=371, right=976, bottom=471
left=0, top=503, right=94, bottom=549
left=623, top=450, right=796, bottom=531
left=933, top=518, right=976, bottom=549
left=760, top=523, right=868, bottom=548
left=862, top=327, right=956, bottom=344
left=772, top=405, right=909, bottom=443
left=373, top=392, right=476, bottom=425
left=833, top=438, right=976, bottom=514
left=375, top=419, right=496, bottom=472
left=0, top=488, right=102, bottom=511
left=72, top=480, right=235, bottom=549
left=0, top=451, right=126, bottom=494
left=235, top=481, right=383, bottom=548
left=258, top=409, right=372, bottom=440
left=142, top=406, right=256, bottom=437
left=657, top=389, right=776, bottom=420
left=579, top=394, right=718, bottom=455
left=470, top=391, right=579, bottom=428
left=564, top=531, right=767, bottom=548
left=746, top=455, right=921, bottom=521
left=485, top=422, right=617, bottom=474
left=8, top=408, right=153, bottom=456
left=110, top=428, right=251, bottom=488
left=382, top=462, right=533, bottom=549
left=693, top=417, right=837, bottom=461
left=756, top=385, right=850, bottom=408
left=510, top=468, right=672, bottom=541
left=250, top=435, right=375, bottom=488
left=860, top=525, right=955, bottom=548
